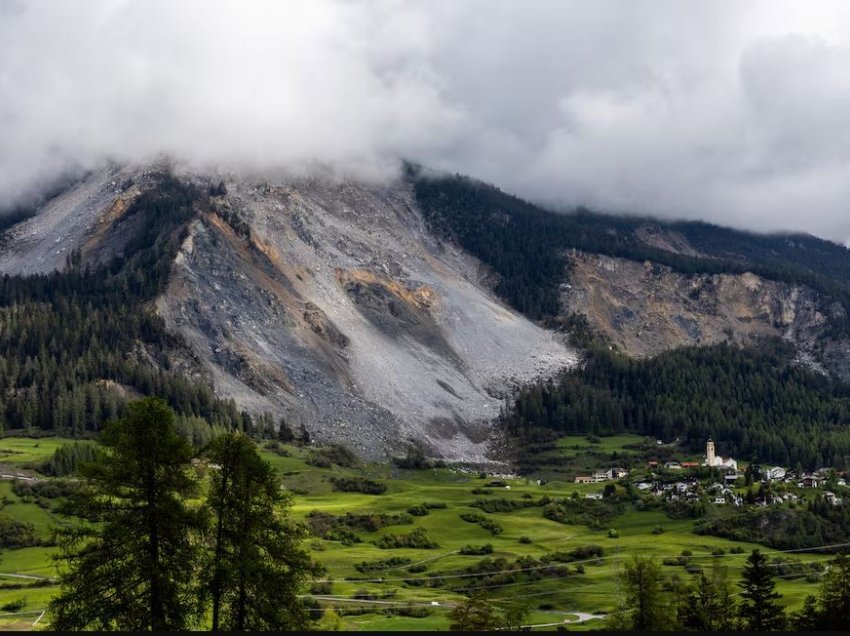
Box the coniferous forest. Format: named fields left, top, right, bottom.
left=502, top=340, right=850, bottom=470
left=0, top=175, right=248, bottom=435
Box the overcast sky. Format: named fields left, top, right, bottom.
left=3, top=1, right=850, bottom=242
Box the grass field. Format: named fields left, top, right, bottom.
left=0, top=435, right=836, bottom=631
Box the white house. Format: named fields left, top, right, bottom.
left=766, top=467, right=787, bottom=481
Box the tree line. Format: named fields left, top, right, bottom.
left=502, top=339, right=850, bottom=470
left=449, top=549, right=850, bottom=632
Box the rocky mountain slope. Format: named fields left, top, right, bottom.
left=0, top=164, right=575, bottom=460
left=5, top=164, right=850, bottom=459
left=414, top=171, right=850, bottom=382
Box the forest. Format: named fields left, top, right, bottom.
left=0, top=175, right=249, bottom=434
left=501, top=339, right=850, bottom=470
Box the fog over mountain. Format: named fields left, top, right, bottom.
left=3, top=0, right=850, bottom=242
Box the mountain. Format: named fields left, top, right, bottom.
left=412, top=168, right=850, bottom=380
left=0, top=162, right=573, bottom=461
left=3, top=161, right=850, bottom=462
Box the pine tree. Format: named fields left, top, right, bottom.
left=48, top=397, right=205, bottom=630
left=677, top=561, right=736, bottom=631
left=610, top=556, right=668, bottom=631
left=815, top=553, right=850, bottom=630
left=738, top=549, right=785, bottom=631
left=205, top=432, right=314, bottom=631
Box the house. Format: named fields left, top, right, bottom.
left=647, top=460, right=659, bottom=468
left=681, top=461, right=699, bottom=469
left=713, top=496, right=726, bottom=505
left=592, top=470, right=608, bottom=483
left=799, top=475, right=820, bottom=488
left=766, top=466, right=787, bottom=481
left=585, top=492, right=603, bottom=500
left=608, top=467, right=628, bottom=480
left=665, top=461, right=682, bottom=470
left=636, top=481, right=653, bottom=491
left=724, top=474, right=739, bottom=484
left=574, top=475, right=594, bottom=484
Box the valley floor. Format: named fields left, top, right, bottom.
left=0, top=435, right=836, bottom=631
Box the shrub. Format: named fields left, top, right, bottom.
left=407, top=504, right=429, bottom=517
left=310, top=581, right=333, bottom=594
left=407, top=563, right=428, bottom=573
left=373, top=528, right=438, bottom=550
left=0, top=516, right=44, bottom=549
left=607, top=528, right=619, bottom=538
left=519, top=536, right=532, bottom=544
left=0, top=598, right=26, bottom=612
left=460, top=544, right=493, bottom=555
left=459, top=513, right=503, bottom=535
left=329, top=476, right=387, bottom=495
left=651, top=526, right=664, bottom=535
left=355, top=556, right=412, bottom=573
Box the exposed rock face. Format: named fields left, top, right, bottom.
left=0, top=164, right=156, bottom=275
left=152, top=174, right=577, bottom=460
left=561, top=250, right=850, bottom=378
left=10, top=164, right=850, bottom=457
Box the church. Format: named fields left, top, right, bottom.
left=703, top=438, right=737, bottom=470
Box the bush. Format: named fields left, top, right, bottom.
left=681, top=549, right=693, bottom=557
left=310, top=581, right=333, bottom=594
left=651, top=526, right=664, bottom=535
left=407, top=563, right=428, bottom=574
left=307, top=445, right=358, bottom=468
left=0, top=598, right=26, bottom=612
left=407, top=505, right=429, bottom=517
left=0, top=516, right=43, bottom=549
left=460, top=544, right=493, bottom=555
left=329, top=476, right=387, bottom=495
left=607, top=528, right=619, bottom=538
left=306, top=511, right=412, bottom=537
left=459, top=513, right=503, bottom=535
left=355, top=556, right=412, bottom=573
left=730, top=546, right=745, bottom=554
left=373, top=528, right=439, bottom=550
left=711, top=548, right=725, bottom=556
left=519, top=536, right=532, bottom=544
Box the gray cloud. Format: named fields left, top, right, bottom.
left=3, top=1, right=850, bottom=241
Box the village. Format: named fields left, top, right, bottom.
left=572, top=438, right=847, bottom=507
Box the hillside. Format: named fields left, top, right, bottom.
left=5, top=163, right=850, bottom=461
left=411, top=169, right=850, bottom=380
left=0, top=163, right=574, bottom=460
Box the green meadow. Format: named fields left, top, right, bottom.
left=0, top=435, right=835, bottom=631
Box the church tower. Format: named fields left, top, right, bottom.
left=706, top=438, right=716, bottom=466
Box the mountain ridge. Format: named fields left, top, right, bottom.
left=3, top=162, right=850, bottom=459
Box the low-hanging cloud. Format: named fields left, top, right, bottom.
left=3, top=0, right=850, bottom=242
